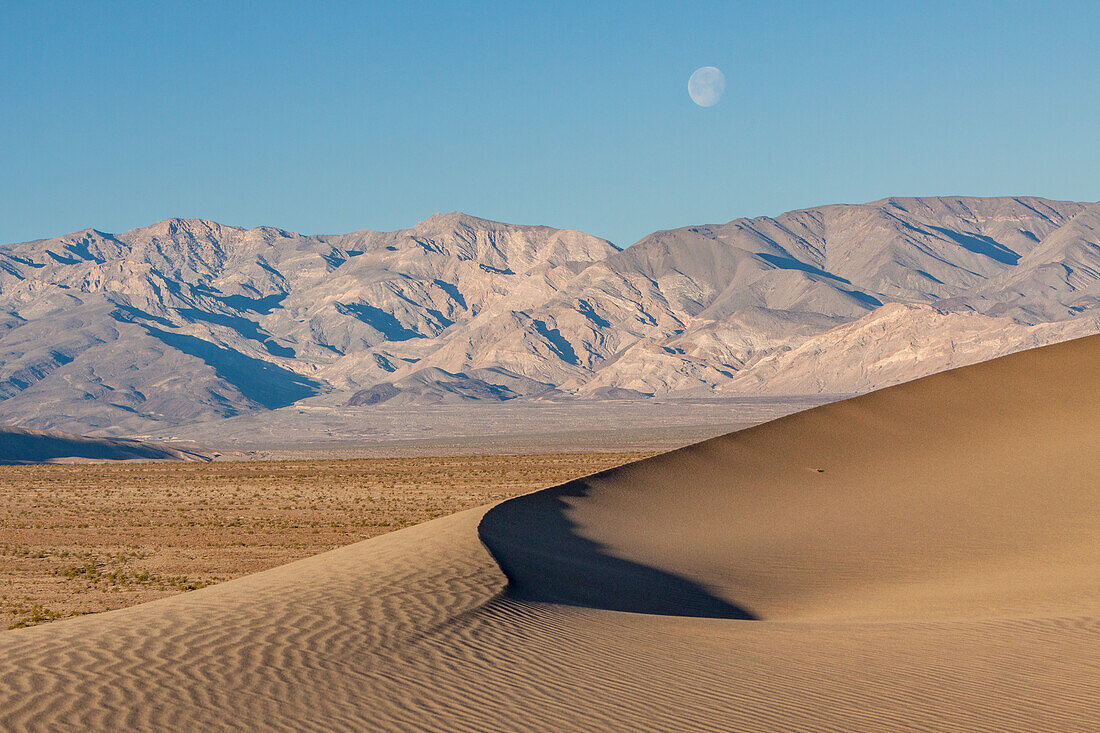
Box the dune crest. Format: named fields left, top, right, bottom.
left=1, top=336, right=1097, bottom=730
left=481, top=331, right=1098, bottom=622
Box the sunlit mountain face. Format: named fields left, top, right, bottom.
left=1, top=197, right=1097, bottom=434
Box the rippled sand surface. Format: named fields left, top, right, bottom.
left=1, top=335, right=1096, bottom=731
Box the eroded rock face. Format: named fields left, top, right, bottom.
left=1, top=197, right=1098, bottom=432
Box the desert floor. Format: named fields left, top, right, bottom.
left=0, top=453, right=649, bottom=629
left=0, top=336, right=1096, bottom=731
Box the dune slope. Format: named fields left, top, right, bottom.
left=482, top=331, right=1099, bottom=622
left=1, top=335, right=1097, bottom=731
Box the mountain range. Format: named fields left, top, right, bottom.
left=2, top=196, right=1098, bottom=435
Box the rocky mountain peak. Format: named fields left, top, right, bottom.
left=0, top=196, right=1097, bottom=434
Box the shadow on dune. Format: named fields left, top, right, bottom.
left=478, top=478, right=756, bottom=619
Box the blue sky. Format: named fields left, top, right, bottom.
left=2, top=1, right=1097, bottom=247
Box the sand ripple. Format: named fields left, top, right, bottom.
left=1, top=336, right=1097, bottom=731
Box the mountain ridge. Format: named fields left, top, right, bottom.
left=2, top=196, right=1098, bottom=435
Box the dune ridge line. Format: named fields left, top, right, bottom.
left=0, top=334, right=1097, bottom=731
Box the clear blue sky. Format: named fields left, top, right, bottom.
left=2, top=1, right=1098, bottom=247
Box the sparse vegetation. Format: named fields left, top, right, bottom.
left=3, top=599, right=65, bottom=629
left=0, top=452, right=649, bottom=629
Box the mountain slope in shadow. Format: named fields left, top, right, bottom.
left=0, top=427, right=209, bottom=464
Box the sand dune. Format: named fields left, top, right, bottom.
left=1, top=335, right=1097, bottom=731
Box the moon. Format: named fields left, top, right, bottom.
left=688, top=66, right=725, bottom=107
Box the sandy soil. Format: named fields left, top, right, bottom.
left=0, top=335, right=1096, bottom=731
left=0, top=453, right=648, bottom=629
